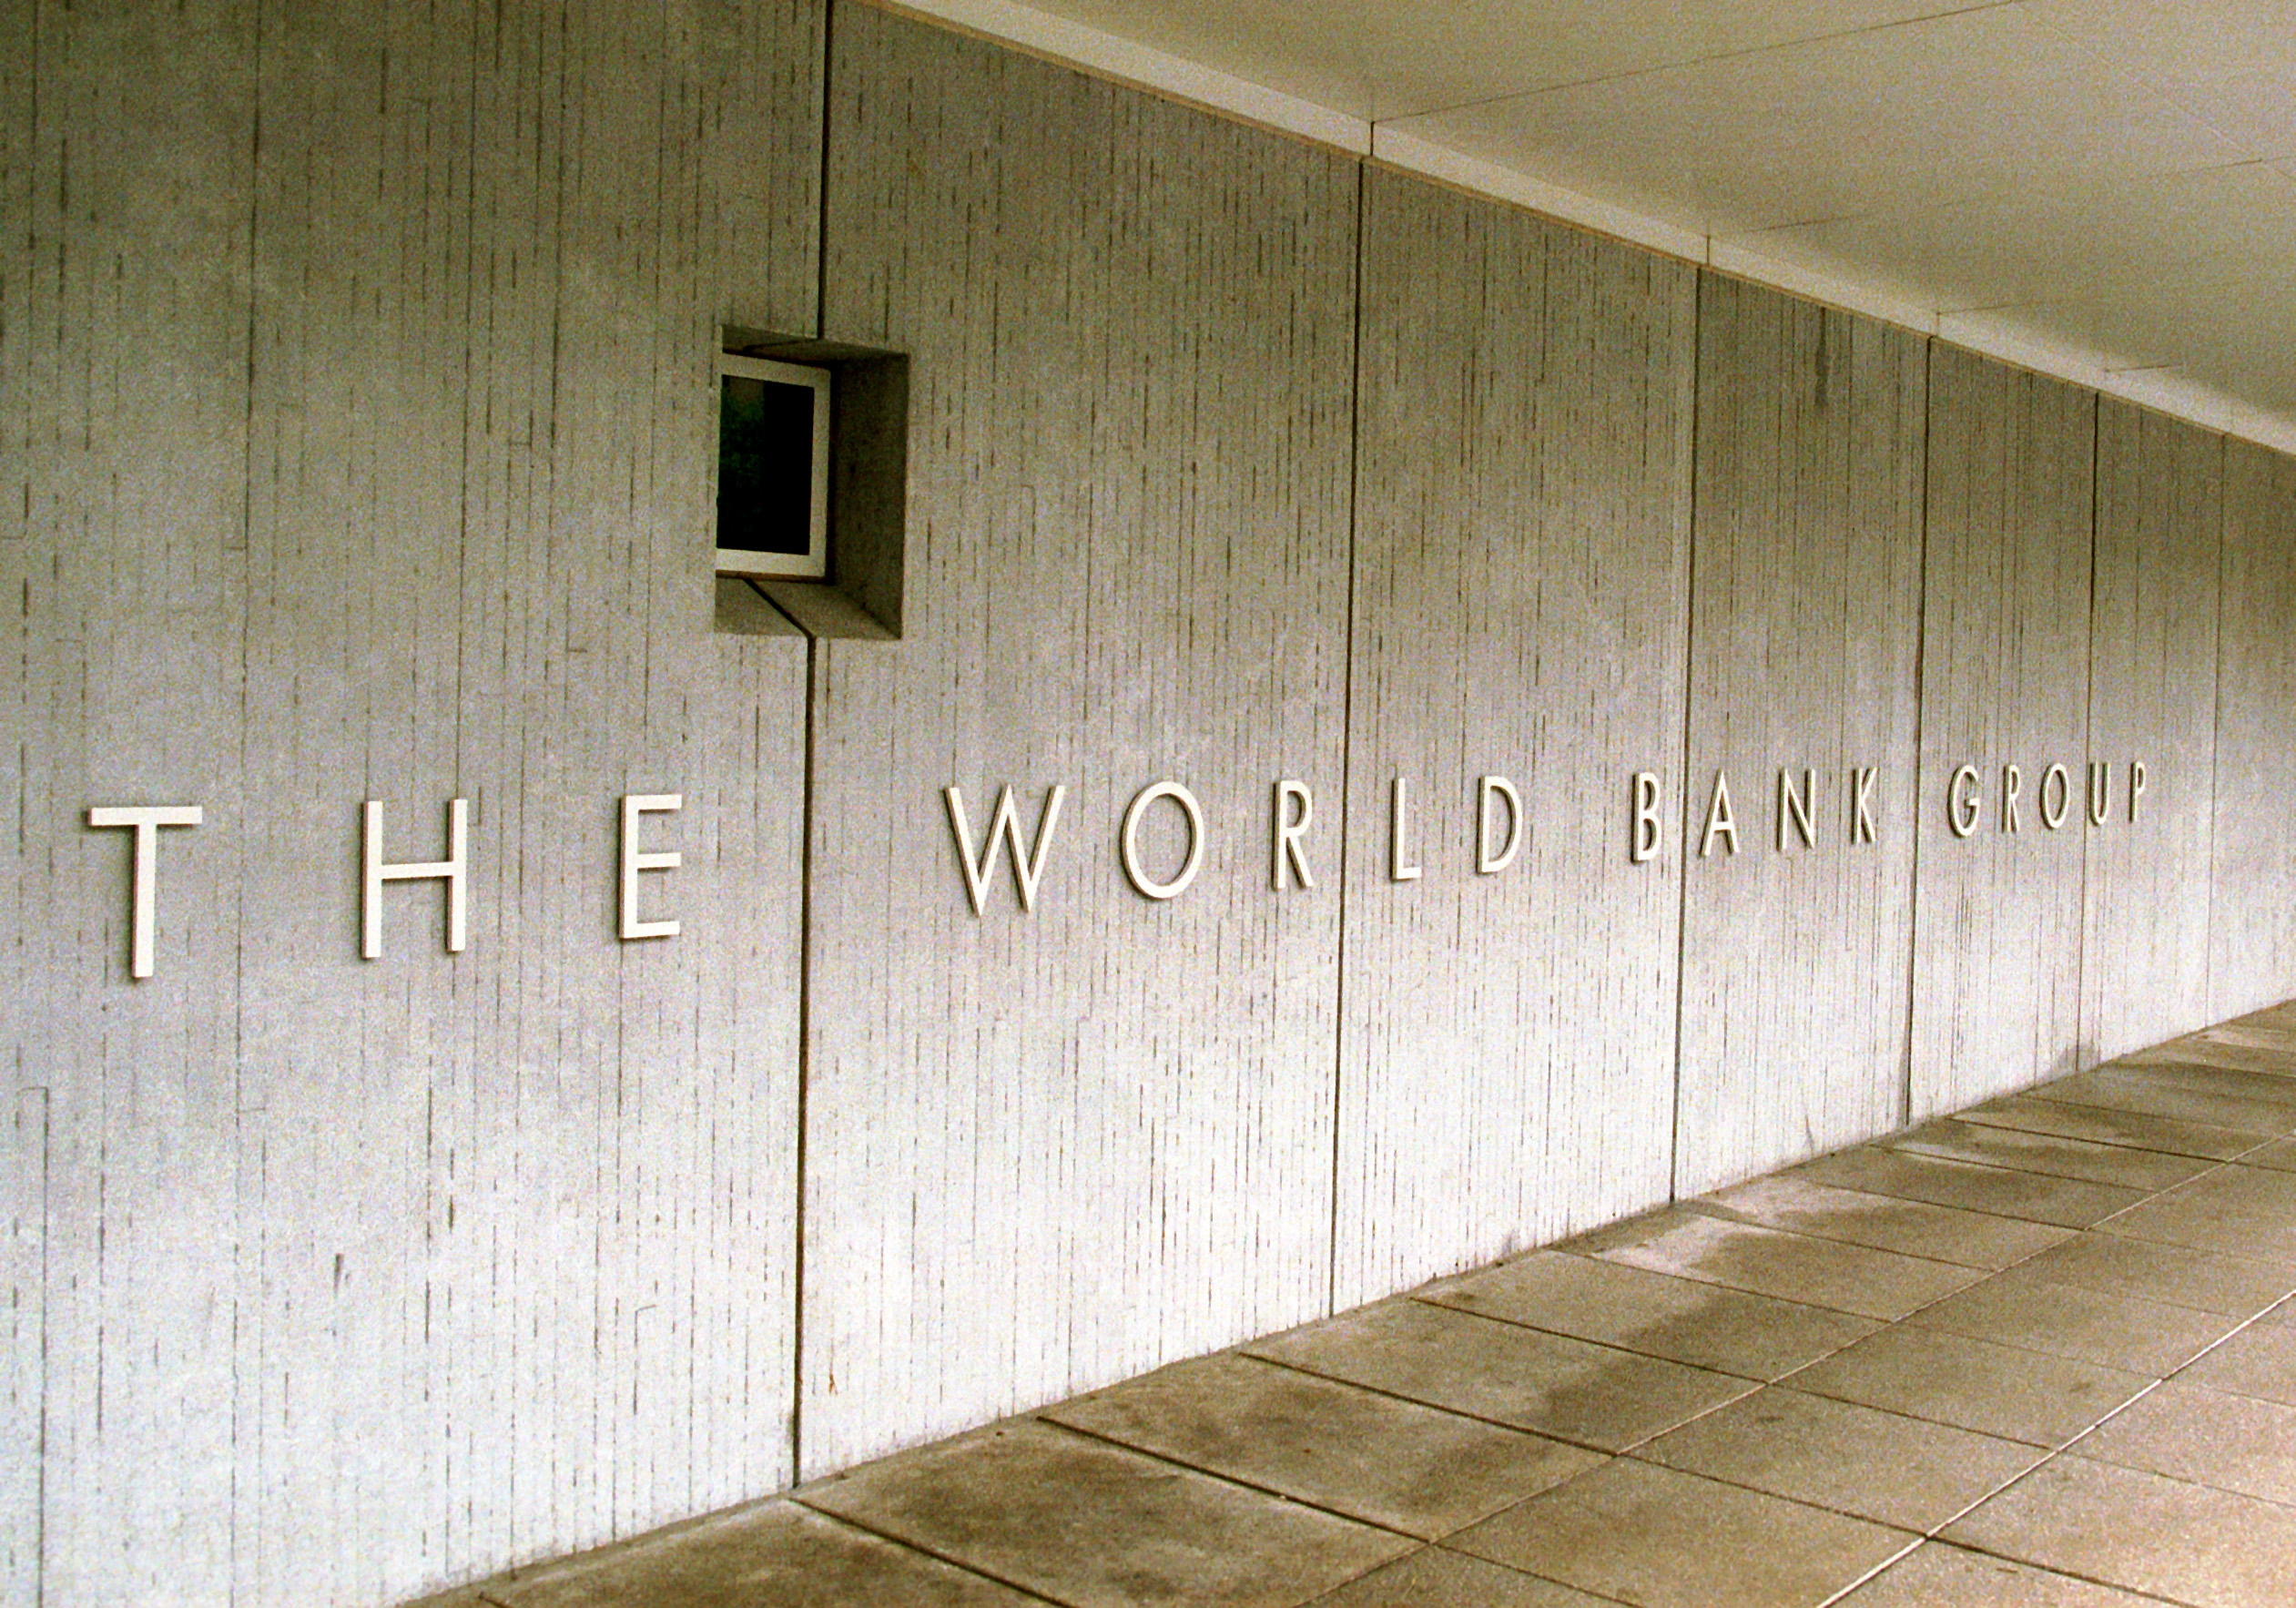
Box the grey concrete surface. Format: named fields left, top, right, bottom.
left=415, top=1006, right=2296, bottom=1606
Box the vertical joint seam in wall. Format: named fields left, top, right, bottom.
left=2074, top=391, right=2100, bottom=1072
left=235, top=0, right=267, bottom=557
left=230, top=1, right=267, bottom=1592
left=1325, top=160, right=1367, bottom=1318
left=33, top=1088, right=48, bottom=1608
left=2205, top=434, right=2230, bottom=1017
left=791, top=634, right=820, bottom=1478
left=791, top=0, right=838, bottom=1478
left=815, top=0, right=836, bottom=340
left=1900, top=338, right=1936, bottom=1128
left=1666, top=269, right=1708, bottom=1201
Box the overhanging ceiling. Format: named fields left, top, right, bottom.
left=887, top=0, right=2296, bottom=452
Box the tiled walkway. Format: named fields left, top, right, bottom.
left=427, top=1001, right=2296, bottom=1607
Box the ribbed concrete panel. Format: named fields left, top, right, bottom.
left=3, top=3, right=823, bottom=1603
left=2210, top=440, right=2296, bottom=1018
left=802, top=5, right=1357, bottom=1476
left=1333, top=168, right=1695, bottom=1306
left=1674, top=276, right=1925, bottom=1195
left=2081, top=401, right=2221, bottom=1062
left=0, top=4, right=258, bottom=1600
left=1911, top=345, right=2096, bottom=1117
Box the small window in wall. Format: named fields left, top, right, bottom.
left=712, top=330, right=909, bottom=642
left=716, top=352, right=831, bottom=580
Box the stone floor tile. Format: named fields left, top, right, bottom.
left=2074, top=1378, right=2296, bottom=1505
left=1550, top=1202, right=1708, bottom=1256
left=1884, top=1118, right=2215, bottom=1192
left=1697, top=1174, right=2074, bottom=1268
left=1791, top=1148, right=2148, bottom=1228
left=1955, top=1092, right=2271, bottom=1161
left=799, top=1420, right=1412, bottom=1608
left=1301, top=1547, right=1616, bottom=1606
left=1448, top=1458, right=1915, bottom=1608
left=1943, top=1456, right=2296, bottom=1608
left=1830, top=1540, right=2166, bottom=1605
left=2200, top=1023, right=2296, bottom=1059
left=1245, top=1298, right=1753, bottom=1452
left=1587, top=1211, right=1982, bottom=1321
left=1043, top=1351, right=1603, bottom=1540
left=1904, top=1264, right=2244, bottom=1375
left=2097, top=1057, right=2296, bottom=1106
left=2128, top=1035, right=2296, bottom=1077
left=2041, top=1065, right=2296, bottom=1135
left=2165, top=1162, right=2296, bottom=1213
left=1631, top=1385, right=2044, bottom=1532
left=1784, top=1326, right=2151, bottom=1447
left=2231, top=1137, right=2296, bottom=1172
left=1419, top=1247, right=1879, bottom=1380
left=484, top=1501, right=1044, bottom=1608
left=2175, top=1308, right=2296, bottom=1405
left=2098, top=1196, right=2296, bottom=1261
left=2098, top=1165, right=2296, bottom=1260
left=2009, top=1230, right=2296, bottom=1316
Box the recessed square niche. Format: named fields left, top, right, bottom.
left=712, top=329, right=910, bottom=643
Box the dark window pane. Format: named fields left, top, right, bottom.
left=718, top=374, right=817, bottom=556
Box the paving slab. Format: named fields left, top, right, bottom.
left=1044, top=1351, right=1601, bottom=1540
left=1832, top=1540, right=2164, bottom=1605
left=1792, top=1147, right=2148, bottom=1227
left=2230, top=1137, right=2296, bottom=1172
left=2174, top=1306, right=2296, bottom=1405
left=1245, top=1298, right=1753, bottom=1452
left=1944, top=1456, right=2296, bottom=1608
left=1631, top=1385, right=2044, bottom=1532
left=2073, top=1378, right=2296, bottom=1506
left=2126, top=1035, right=2296, bottom=1077
left=1301, top=1548, right=1616, bottom=1607
left=1784, top=1325, right=2152, bottom=1447
left=2041, top=1064, right=2296, bottom=1135
left=1883, top=1118, right=2216, bottom=1191
left=799, top=1420, right=1412, bottom=1608
left=2007, top=1229, right=2296, bottom=1316
left=2098, top=1164, right=2296, bottom=1260
left=476, top=1501, right=1045, bottom=1608
left=1583, top=1210, right=1983, bottom=1320
left=1448, top=1458, right=1915, bottom=1608
left=2097, top=1057, right=2296, bottom=1105
left=2199, top=1023, right=2296, bottom=1057
left=1417, top=1247, right=1879, bottom=1380
left=1954, top=1091, right=2271, bottom=1161
left=1902, top=1264, right=2245, bottom=1375
left=1694, top=1173, right=2073, bottom=1268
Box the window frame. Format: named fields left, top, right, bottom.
left=715, top=351, right=833, bottom=581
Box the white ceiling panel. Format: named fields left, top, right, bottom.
left=1383, top=5, right=2254, bottom=237
left=1735, top=161, right=2296, bottom=316
left=2027, top=0, right=2296, bottom=160
left=920, top=0, right=2296, bottom=441
left=1983, top=279, right=2296, bottom=412
left=1001, top=0, right=1996, bottom=121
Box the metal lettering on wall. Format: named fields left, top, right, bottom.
left=76, top=758, right=2158, bottom=971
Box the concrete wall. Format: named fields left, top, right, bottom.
left=1908, top=350, right=2097, bottom=1117
left=5, top=2, right=2294, bottom=1603
left=6, top=0, right=820, bottom=1602
left=1674, top=275, right=1925, bottom=1194
left=1336, top=168, right=1694, bottom=1304
left=801, top=7, right=1359, bottom=1475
